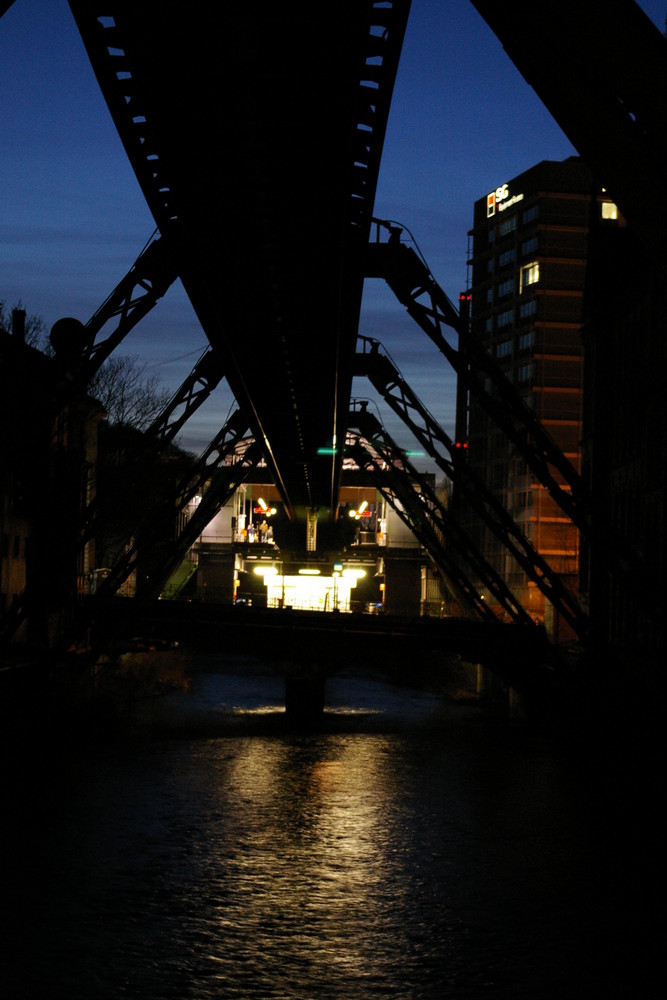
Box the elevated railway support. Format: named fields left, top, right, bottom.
left=81, top=346, right=226, bottom=545
left=355, top=337, right=589, bottom=640
left=50, top=235, right=177, bottom=409
left=3, top=0, right=665, bottom=684
left=92, top=411, right=256, bottom=604
left=1, top=243, right=223, bottom=647
left=346, top=405, right=541, bottom=630
left=365, top=222, right=588, bottom=531
left=364, top=222, right=662, bottom=632
left=75, top=417, right=262, bottom=655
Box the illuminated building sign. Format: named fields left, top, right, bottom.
left=487, top=183, right=524, bottom=217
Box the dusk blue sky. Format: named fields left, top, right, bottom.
left=2, top=1, right=665, bottom=470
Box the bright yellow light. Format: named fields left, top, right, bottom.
left=348, top=508, right=357, bottom=518
left=358, top=500, right=368, bottom=513
left=342, top=568, right=366, bottom=579
left=298, top=568, right=321, bottom=576
left=253, top=565, right=278, bottom=576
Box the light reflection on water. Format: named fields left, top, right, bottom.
left=1, top=659, right=657, bottom=998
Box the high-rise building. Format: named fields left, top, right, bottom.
left=462, top=157, right=621, bottom=639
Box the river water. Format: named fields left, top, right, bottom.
left=1, top=654, right=660, bottom=998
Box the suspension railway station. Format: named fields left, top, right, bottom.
left=2, top=1, right=666, bottom=727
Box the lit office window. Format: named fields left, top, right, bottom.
left=601, top=201, right=618, bottom=220
left=520, top=261, right=539, bottom=292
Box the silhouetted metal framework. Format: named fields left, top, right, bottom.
left=365, top=222, right=589, bottom=533
left=68, top=1, right=412, bottom=517
left=1, top=242, right=225, bottom=645
left=366, top=222, right=665, bottom=626
left=470, top=0, right=667, bottom=275
left=51, top=235, right=177, bottom=408
left=356, top=337, right=589, bottom=639
left=80, top=345, right=226, bottom=545
left=345, top=404, right=539, bottom=629
left=141, top=348, right=225, bottom=451
left=92, top=409, right=258, bottom=605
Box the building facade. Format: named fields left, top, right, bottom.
left=580, top=208, right=667, bottom=667
left=1, top=312, right=105, bottom=646
left=462, top=158, right=620, bottom=638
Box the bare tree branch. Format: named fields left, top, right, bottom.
left=88, top=353, right=171, bottom=429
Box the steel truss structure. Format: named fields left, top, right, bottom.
left=52, top=235, right=177, bottom=407
left=80, top=345, right=226, bottom=543
left=355, top=337, right=588, bottom=640
left=92, top=408, right=258, bottom=606
left=346, top=403, right=541, bottom=630
left=68, top=2, right=413, bottom=514
left=365, top=220, right=657, bottom=624
left=364, top=221, right=589, bottom=534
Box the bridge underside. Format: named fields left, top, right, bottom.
left=68, top=1, right=411, bottom=519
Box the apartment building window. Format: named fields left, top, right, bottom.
left=522, top=205, right=539, bottom=224
left=520, top=299, right=537, bottom=320
left=499, top=215, right=517, bottom=237
left=521, top=236, right=538, bottom=256
left=601, top=201, right=618, bottom=220
left=520, top=261, right=539, bottom=292
left=498, top=248, right=515, bottom=268
left=513, top=490, right=534, bottom=511
left=497, top=278, right=514, bottom=298
left=518, top=330, right=535, bottom=351
left=497, top=308, right=514, bottom=329
left=517, top=363, right=534, bottom=383
left=496, top=340, right=513, bottom=358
